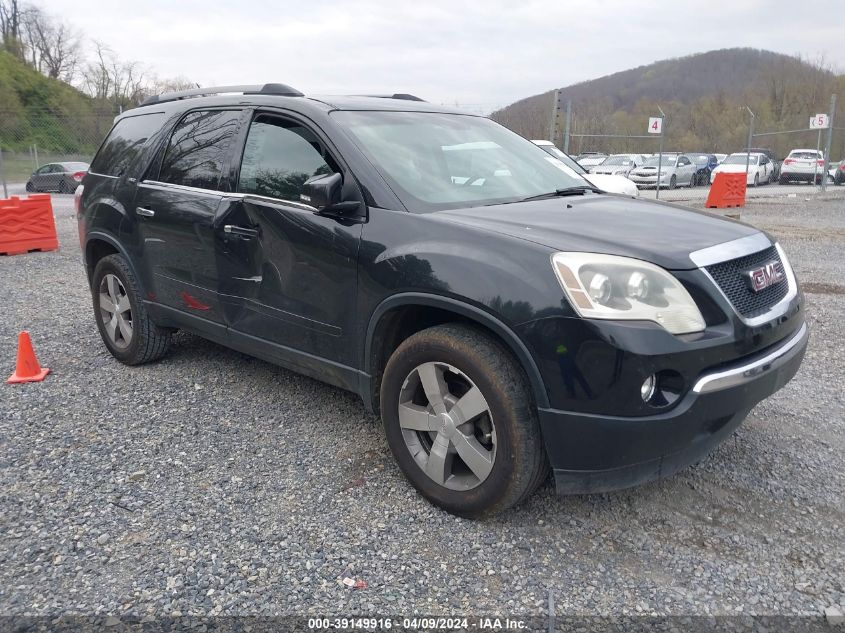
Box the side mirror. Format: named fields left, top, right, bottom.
left=301, top=172, right=361, bottom=215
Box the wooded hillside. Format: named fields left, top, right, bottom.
left=491, top=48, right=845, bottom=159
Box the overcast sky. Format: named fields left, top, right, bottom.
left=48, top=0, right=845, bottom=113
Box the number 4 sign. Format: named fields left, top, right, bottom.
left=648, top=117, right=663, bottom=134
left=810, top=114, right=829, bottom=129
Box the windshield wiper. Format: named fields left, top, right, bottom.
left=520, top=185, right=601, bottom=202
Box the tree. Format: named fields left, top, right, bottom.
left=82, top=41, right=147, bottom=110
left=19, top=5, right=81, bottom=80
left=0, top=0, right=23, bottom=58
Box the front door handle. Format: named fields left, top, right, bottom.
left=136, top=207, right=155, bottom=217
left=223, top=224, right=259, bottom=238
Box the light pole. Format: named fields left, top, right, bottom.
left=655, top=105, right=666, bottom=200
left=744, top=106, right=755, bottom=185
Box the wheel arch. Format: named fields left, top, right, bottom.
left=362, top=293, right=549, bottom=415
left=84, top=231, right=144, bottom=293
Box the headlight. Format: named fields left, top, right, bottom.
left=551, top=252, right=706, bottom=334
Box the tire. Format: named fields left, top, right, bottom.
left=779, top=175, right=788, bottom=185
left=669, top=175, right=676, bottom=190
left=25, top=181, right=35, bottom=192
left=688, top=174, right=695, bottom=188
left=753, top=173, right=759, bottom=187
left=59, top=179, right=71, bottom=193
left=91, top=254, right=172, bottom=365
left=380, top=324, right=548, bottom=518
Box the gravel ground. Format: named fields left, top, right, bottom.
left=1, top=193, right=844, bottom=622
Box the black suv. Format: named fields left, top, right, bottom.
left=77, top=84, right=808, bottom=517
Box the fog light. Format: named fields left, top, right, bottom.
left=640, top=375, right=656, bottom=402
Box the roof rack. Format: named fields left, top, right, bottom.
left=356, top=94, right=426, bottom=102
left=141, top=83, right=303, bottom=106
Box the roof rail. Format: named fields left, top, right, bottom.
left=141, top=83, right=304, bottom=106
left=355, top=93, right=426, bottom=102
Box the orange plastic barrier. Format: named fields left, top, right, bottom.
left=705, top=173, right=746, bottom=209
left=0, top=194, right=59, bottom=256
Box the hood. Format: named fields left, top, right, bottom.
left=434, top=194, right=761, bottom=270
left=591, top=166, right=629, bottom=175
left=633, top=165, right=676, bottom=175
left=715, top=164, right=752, bottom=174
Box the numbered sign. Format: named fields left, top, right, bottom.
left=648, top=117, right=663, bottom=134
left=810, top=114, right=829, bottom=129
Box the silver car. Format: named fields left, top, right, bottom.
left=628, top=154, right=696, bottom=189
left=26, top=162, right=90, bottom=193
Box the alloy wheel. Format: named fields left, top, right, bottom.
left=98, top=273, right=133, bottom=349
left=397, top=361, right=496, bottom=491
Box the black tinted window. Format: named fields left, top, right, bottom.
left=237, top=117, right=335, bottom=202
left=90, top=113, right=165, bottom=177
left=159, top=110, right=240, bottom=190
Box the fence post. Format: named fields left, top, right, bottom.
left=563, top=100, right=572, bottom=155
left=0, top=147, right=7, bottom=198
left=655, top=105, right=665, bottom=200
left=744, top=106, right=755, bottom=185
left=821, top=94, right=837, bottom=193
left=33, top=144, right=39, bottom=169
left=548, top=89, right=560, bottom=145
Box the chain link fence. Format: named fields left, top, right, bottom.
left=0, top=107, right=116, bottom=184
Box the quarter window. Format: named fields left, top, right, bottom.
left=90, top=112, right=166, bottom=177
left=159, top=110, right=241, bottom=190
left=237, top=116, right=336, bottom=203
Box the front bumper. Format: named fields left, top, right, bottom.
left=539, top=322, right=809, bottom=494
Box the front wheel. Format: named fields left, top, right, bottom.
left=753, top=173, right=759, bottom=187
left=25, top=181, right=35, bottom=192
left=380, top=324, right=548, bottom=518
left=91, top=254, right=172, bottom=365
left=669, top=175, right=676, bottom=189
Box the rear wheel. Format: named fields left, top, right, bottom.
left=91, top=254, right=172, bottom=365
left=58, top=179, right=71, bottom=193
left=380, top=324, right=548, bottom=518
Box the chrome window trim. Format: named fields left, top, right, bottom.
left=688, top=232, right=772, bottom=267
left=138, top=180, right=320, bottom=212
left=692, top=322, right=808, bottom=394
left=86, top=171, right=119, bottom=180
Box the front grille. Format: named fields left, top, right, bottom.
left=705, top=245, right=789, bottom=318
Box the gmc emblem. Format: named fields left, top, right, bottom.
left=745, top=261, right=784, bottom=292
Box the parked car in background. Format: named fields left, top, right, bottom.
left=26, top=162, right=89, bottom=193
left=710, top=153, right=774, bottom=187
left=742, top=148, right=780, bottom=180
left=780, top=149, right=826, bottom=184
left=532, top=141, right=638, bottom=197
left=683, top=153, right=719, bottom=186
left=576, top=153, right=608, bottom=168
left=715, top=153, right=727, bottom=164
left=589, top=154, right=643, bottom=177
left=628, top=154, right=695, bottom=189
left=832, top=159, right=845, bottom=185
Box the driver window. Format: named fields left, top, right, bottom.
left=238, top=116, right=338, bottom=203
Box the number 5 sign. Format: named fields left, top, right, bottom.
left=648, top=117, right=663, bottom=134
left=810, top=114, right=829, bottom=129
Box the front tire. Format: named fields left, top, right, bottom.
left=25, top=181, right=35, bottom=192
left=380, top=324, right=548, bottom=518
left=91, top=254, right=172, bottom=365
left=669, top=175, right=676, bottom=189
left=753, top=173, right=759, bottom=187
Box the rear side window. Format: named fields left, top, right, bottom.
left=237, top=116, right=336, bottom=202
left=158, top=110, right=241, bottom=190
left=90, top=113, right=165, bottom=177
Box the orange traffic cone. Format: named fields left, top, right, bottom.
left=7, top=331, right=50, bottom=384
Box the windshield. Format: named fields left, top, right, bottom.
left=537, top=145, right=587, bottom=175
left=602, top=156, right=633, bottom=166
left=723, top=154, right=759, bottom=165
left=789, top=151, right=821, bottom=160
left=643, top=156, right=676, bottom=167
left=333, top=111, right=586, bottom=211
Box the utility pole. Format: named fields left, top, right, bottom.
left=744, top=106, right=755, bottom=185
left=0, top=148, right=7, bottom=199
left=655, top=105, right=666, bottom=200
left=821, top=94, right=837, bottom=193
left=563, top=99, right=572, bottom=154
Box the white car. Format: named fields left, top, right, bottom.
left=780, top=149, right=825, bottom=184
left=532, top=141, right=638, bottom=197
left=710, top=152, right=774, bottom=187
left=589, top=154, right=644, bottom=177
left=715, top=153, right=728, bottom=164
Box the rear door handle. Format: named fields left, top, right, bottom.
left=136, top=207, right=155, bottom=217
left=223, top=224, right=259, bottom=238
